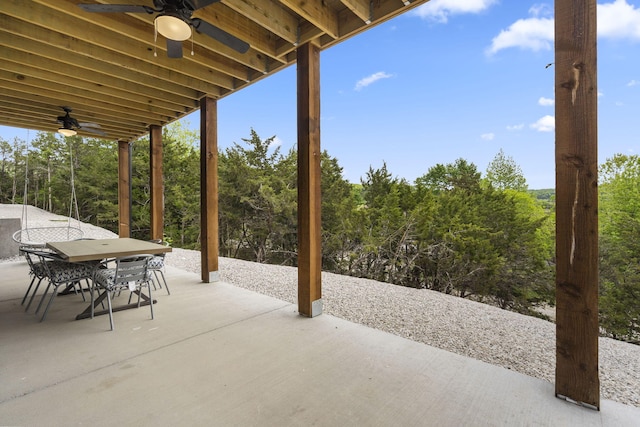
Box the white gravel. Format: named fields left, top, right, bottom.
left=3, top=204, right=639, bottom=408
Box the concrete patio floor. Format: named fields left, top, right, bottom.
left=1, top=259, right=639, bottom=426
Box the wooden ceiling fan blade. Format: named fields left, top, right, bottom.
left=78, top=122, right=102, bottom=129
left=81, top=127, right=107, bottom=136
left=188, top=0, right=221, bottom=10
left=191, top=19, right=249, bottom=53
left=166, top=39, right=183, bottom=58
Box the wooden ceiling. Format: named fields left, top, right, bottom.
left=0, top=0, right=429, bottom=142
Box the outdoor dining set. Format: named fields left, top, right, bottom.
left=17, top=236, right=172, bottom=331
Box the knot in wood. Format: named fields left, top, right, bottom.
left=562, top=155, right=584, bottom=169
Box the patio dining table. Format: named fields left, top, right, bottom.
left=46, top=237, right=171, bottom=263
left=45, top=238, right=172, bottom=320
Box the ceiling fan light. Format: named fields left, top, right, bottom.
left=58, top=127, right=77, bottom=137
left=155, top=15, right=192, bottom=41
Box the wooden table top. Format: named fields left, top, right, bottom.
left=46, top=238, right=172, bottom=263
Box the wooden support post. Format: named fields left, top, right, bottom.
left=117, top=140, right=132, bottom=238
left=149, top=125, right=164, bottom=241
left=297, top=43, right=322, bottom=317
left=554, top=0, right=600, bottom=409
left=200, top=96, right=219, bottom=283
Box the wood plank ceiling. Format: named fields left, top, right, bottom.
left=0, top=0, right=429, bottom=141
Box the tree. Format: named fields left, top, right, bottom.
left=599, top=154, right=640, bottom=342
left=30, top=132, right=66, bottom=212
left=10, top=137, right=28, bottom=204
left=488, top=189, right=554, bottom=312
left=161, top=123, right=201, bottom=248
left=74, top=137, right=119, bottom=230
left=485, top=149, right=527, bottom=191
left=353, top=163, right=412, bottom=283
left=218, top=128, right=296, bottom=263
left=415, top=158, right=482, bottom=194
left=411, top=159, right=553, bottom=311
left=0, top=138, right=12, bottom=203
left=319, top=151, right=358, bottom=273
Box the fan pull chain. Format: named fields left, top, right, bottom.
left=153, top=20, right=158, bottom=57
left=191, top=33, right=194, bottom=56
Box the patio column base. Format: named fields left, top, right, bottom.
left=311, top=298, right=323, bottom=317
left=203, top=270, right=219, bottom=283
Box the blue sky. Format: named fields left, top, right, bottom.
left=2, top=0, right=639, bottom=189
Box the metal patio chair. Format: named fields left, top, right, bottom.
left=147, top=239, right=170, bottom=295
left=20, top=247, right=59, bottom=310
left=28, top=250, right=97, bottom=321
left=91, top=255, right=154, bottom=331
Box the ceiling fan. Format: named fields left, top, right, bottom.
left=78, top=0, right=250, bottom=58
left=56, top=107, right=106, bottom=137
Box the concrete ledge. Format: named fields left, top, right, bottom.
left=0, top=218, right=21, bottom=258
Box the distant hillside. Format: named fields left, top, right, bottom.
left=529, top=189, right=554, bottom=210
left=529, top=188, right=555, bottom=200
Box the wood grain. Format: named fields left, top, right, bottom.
left=554, top=0, right=600, bottom=409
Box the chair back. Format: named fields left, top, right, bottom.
left=113, top=255, right=153, bottom=286
left=20, top=247, right=55, bottom=279
left=20, top=247, right=43, bottom=270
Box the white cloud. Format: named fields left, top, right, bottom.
left=354, top=72, right=393, bottom=91
left=486, top=16, right=553, bottom=56
left=528, top=4, right=553, bottom=18
left=411, top=0, right=498, bottom=23
left=628, top=80, right=640, bottom=86
left=538, top=96, right=555, bottom=106
left=481, top=132, right=495, bottom=141
left=598, top=0, right=640, bottom=41
left=487, top=1, right=640, bottom=56
left=530, top=115, right=555, bottom=132
left=507, top=123, right=525, bottom=131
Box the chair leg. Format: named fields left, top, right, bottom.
left=40, top=286, right=59, bottom=322
left=21, top=276, right=37, bottom=305
left=156, top=270, right=170, bottom=295
left=106, top=290, right=115, bottom=331
left=149, top=275, right=159, bottom=291
left=78, top=280, right=89, bottom=302
left=68, top=281, right=87, bottom=302
left=25, top=278, right=45, bottom=312
left=35, top=283, right=52, bottom=314
left=128, top=290, right=136, bottom=305
left=147, top=282, right=154, bottom=320
left=90, top=283, right=95, bottom=319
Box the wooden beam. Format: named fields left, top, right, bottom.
left=296, top=43, right=322, bottom=317
left=221, top=0, right=299, bottom=45
left=341, top=0, right=371, bottom=24
left=0, top=29, right=196, bottom=110
left=117, top=140, right=132, bottom=238
left=200, top=96, right=220, bottom=283
left=0, top=67, right=190, bottom=125
left=281, top=0, right=339, bottom=39
left=149, top=125, right=164, bottom=241
left=24, top=0, right=242, bottom=89
left=554, top=0, right=600, bottom=409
